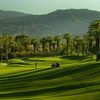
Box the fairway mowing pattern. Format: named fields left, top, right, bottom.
left=0, top=56, right=100, bottom=100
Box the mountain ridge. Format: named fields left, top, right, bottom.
left=0, top=9, right=27, bottom=20
left=0, top=9, right=100, bottom=36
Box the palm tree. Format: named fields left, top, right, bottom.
left=0, top=36, right=4, bottom=61
left=88, top=20, right=100, bottom=61
left=51, top=40, right=56, bottom=56
left=31, top=38, right=38, bottom=52
left=40, top=37, right=47, bottom=52
left=10, top=40, right=18, bottom=58
left=52, top=40, right=56, bottom=52
left=74, top=34, right=81, bottom=56
left=15, top=35, right=30, bottom=53
left=22, top=36, right=30, bottom=52
left=63, top=33, right=71, bottom=56
left=1, top=34, right=14, bottom=61
left=54, top=35, right=61, bottom=51
left=70, top=38, right=75, bottom=54
left=83, top=33, right=94, bottom=53
left=47, top=36, right=53, bottom=52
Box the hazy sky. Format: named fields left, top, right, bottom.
left=0, top=0, right=100, bottom=14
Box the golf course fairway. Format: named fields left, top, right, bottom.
left=0, top=56, right=100, bottom=100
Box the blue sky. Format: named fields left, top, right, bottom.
left=0, top=0, right=100, bottom=14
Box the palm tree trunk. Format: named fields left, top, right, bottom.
left=89, top=40, right=92, bottom=52
left=57, top=41, right=59, bottom=50
left=66, top=39, right=69, bottom=56
left=96, top=36, right=100, bottom=61
left=33, top=44, right=36, bottom=52
left=49, top=43, right=52, bottom=52
left=0, top=50, right=3, bottom=62
left=42, top=44, right=45, bottom=52
left=77, top=41, right=79, bottom=56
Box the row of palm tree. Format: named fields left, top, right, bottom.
left=88, top=20, right=100, bottom=61
left=0, top=32, right=95, bottom=61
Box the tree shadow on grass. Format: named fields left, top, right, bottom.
left=21, top=57, right=45, bottom=62
left=60, top=55, right=96, bottom=63
left=61, top=55, right=85, bottom=61
left=4, top=62, right=100, bottom=83
left=0, top=68, right=52, bottom=81
left=7, top=62, right=32, bottom=67
left=39, top=62, right=100, bottom=80
left=0, top=81, right=100, bottom=98
left=5, top=62, right=99, bottom=83
left=82, top=59, right=95, bottom=62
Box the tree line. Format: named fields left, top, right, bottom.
left=0, top=20, right=100, bottom=62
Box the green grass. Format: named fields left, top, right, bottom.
left=0, top=56, right=100, bottom=100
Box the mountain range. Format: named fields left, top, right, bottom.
left=0, top=9, right=100, bottom=36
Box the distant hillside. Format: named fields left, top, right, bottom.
left=0, top=9, right=100, bottom=36
left=0, top=10, right=27, bottom=20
